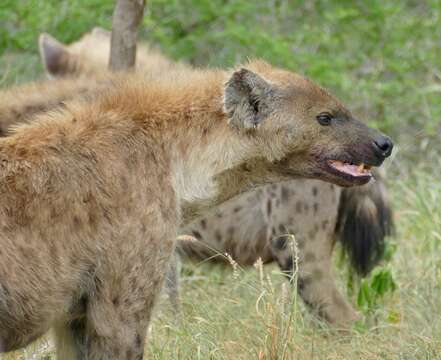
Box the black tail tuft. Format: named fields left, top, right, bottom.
left=336, top=170, right=394, bottom=277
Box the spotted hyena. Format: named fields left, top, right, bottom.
left=0, top=53, right=394, bottom=359
left=37, top=29, right=394, bottom=329
left=175, top=174, right=393, bottom=327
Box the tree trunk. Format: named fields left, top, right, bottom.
left=109, top=0, right=146, bottom=71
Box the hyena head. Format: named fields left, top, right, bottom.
left=39, top=27, right=111, bottom=78
left=223, top=60, right=393, bottom=187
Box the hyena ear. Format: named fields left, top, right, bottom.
left=91, top=27, right=111, bottom=38
left=224, top=68, right=274, bottom=130
left=38, top=33, right=70, bottom=79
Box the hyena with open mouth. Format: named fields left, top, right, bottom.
left=36, top=28, right=394, bottom=329
left=0, top=56, right=393, bottom=359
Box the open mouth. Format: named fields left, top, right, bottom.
left=327, top=160, right=373, bottom=179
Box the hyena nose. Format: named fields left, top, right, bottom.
left=373, top=136, right=393, bottom=158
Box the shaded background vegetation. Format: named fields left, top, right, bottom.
left=0, top=0, right=440, bottom=358
left=1, top=0, right=440, bottom=138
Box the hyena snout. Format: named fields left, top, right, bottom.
left=372, top=135, right=393, bottom=159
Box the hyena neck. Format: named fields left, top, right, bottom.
left=169, top=101, right=257, bottom=224
left=178, top=155, right=294, bottom=225
left=160, top=74, right=290, bottom=225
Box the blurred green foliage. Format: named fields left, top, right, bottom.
left=0, top=0, right=440, bottom=140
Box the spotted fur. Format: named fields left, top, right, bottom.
left=175, top=174, right=393, bottom=328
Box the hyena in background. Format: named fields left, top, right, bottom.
left=0, top=58, right=393, bottom=358
left=38, top=27, right=188, bottom=80
left=37, top=29, right=394, bottom=328
left=177, top=174, right=393, bottom=327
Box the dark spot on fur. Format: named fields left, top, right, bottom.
left=281, top=186, right=290, bottom=203
left=312, top=187, right=318, bottom=196
left=112, top=297, right=120, bottom=306
left=120, top=176, right=129, bottom=191
left=73, top=216, right=82, bottom=228
left=88, top=212, right=97, bottom=227
left=271, top=227, right=277, bottom=235
left=200, top=219, right=207, bottom=229
left=192, top=231, right=202, bottom=240
left=135, top=334, right=142, bottom=348
left=266, top=200, right=272, bottom=215
left=233, top=206, right=242, bottom=213
left=50, top=207, right=59, bottom=219
left=313, top=203, right=319, bottom=214
left=273, top=236, right=287, bottom=250
left=17, top=147, right=28, bottom=157
left=281, top=256, right=293, bottom=272
left=18, top=245, right=31, bottom=260
left=297, top=276, right=312, bottom=292
left=215, top=230, right=222, bottom=242
left=278, top=224, right=285, bottom=233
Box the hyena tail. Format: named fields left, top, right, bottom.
left=335, top=169, right=394, bottom=277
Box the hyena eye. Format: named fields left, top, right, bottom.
left=316, top=112, right=333, bottom=126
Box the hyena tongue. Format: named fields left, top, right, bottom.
left=329, top=160, right=372, bottom=177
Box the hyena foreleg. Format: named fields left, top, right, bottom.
left=271, top=233, right=359, bottom=328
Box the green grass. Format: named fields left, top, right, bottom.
left=0, top=0, right=440, bottom=359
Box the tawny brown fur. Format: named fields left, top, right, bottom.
left=0, top=35, right=391, bottom=359
left=0, top=75, right=113, bottom=136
